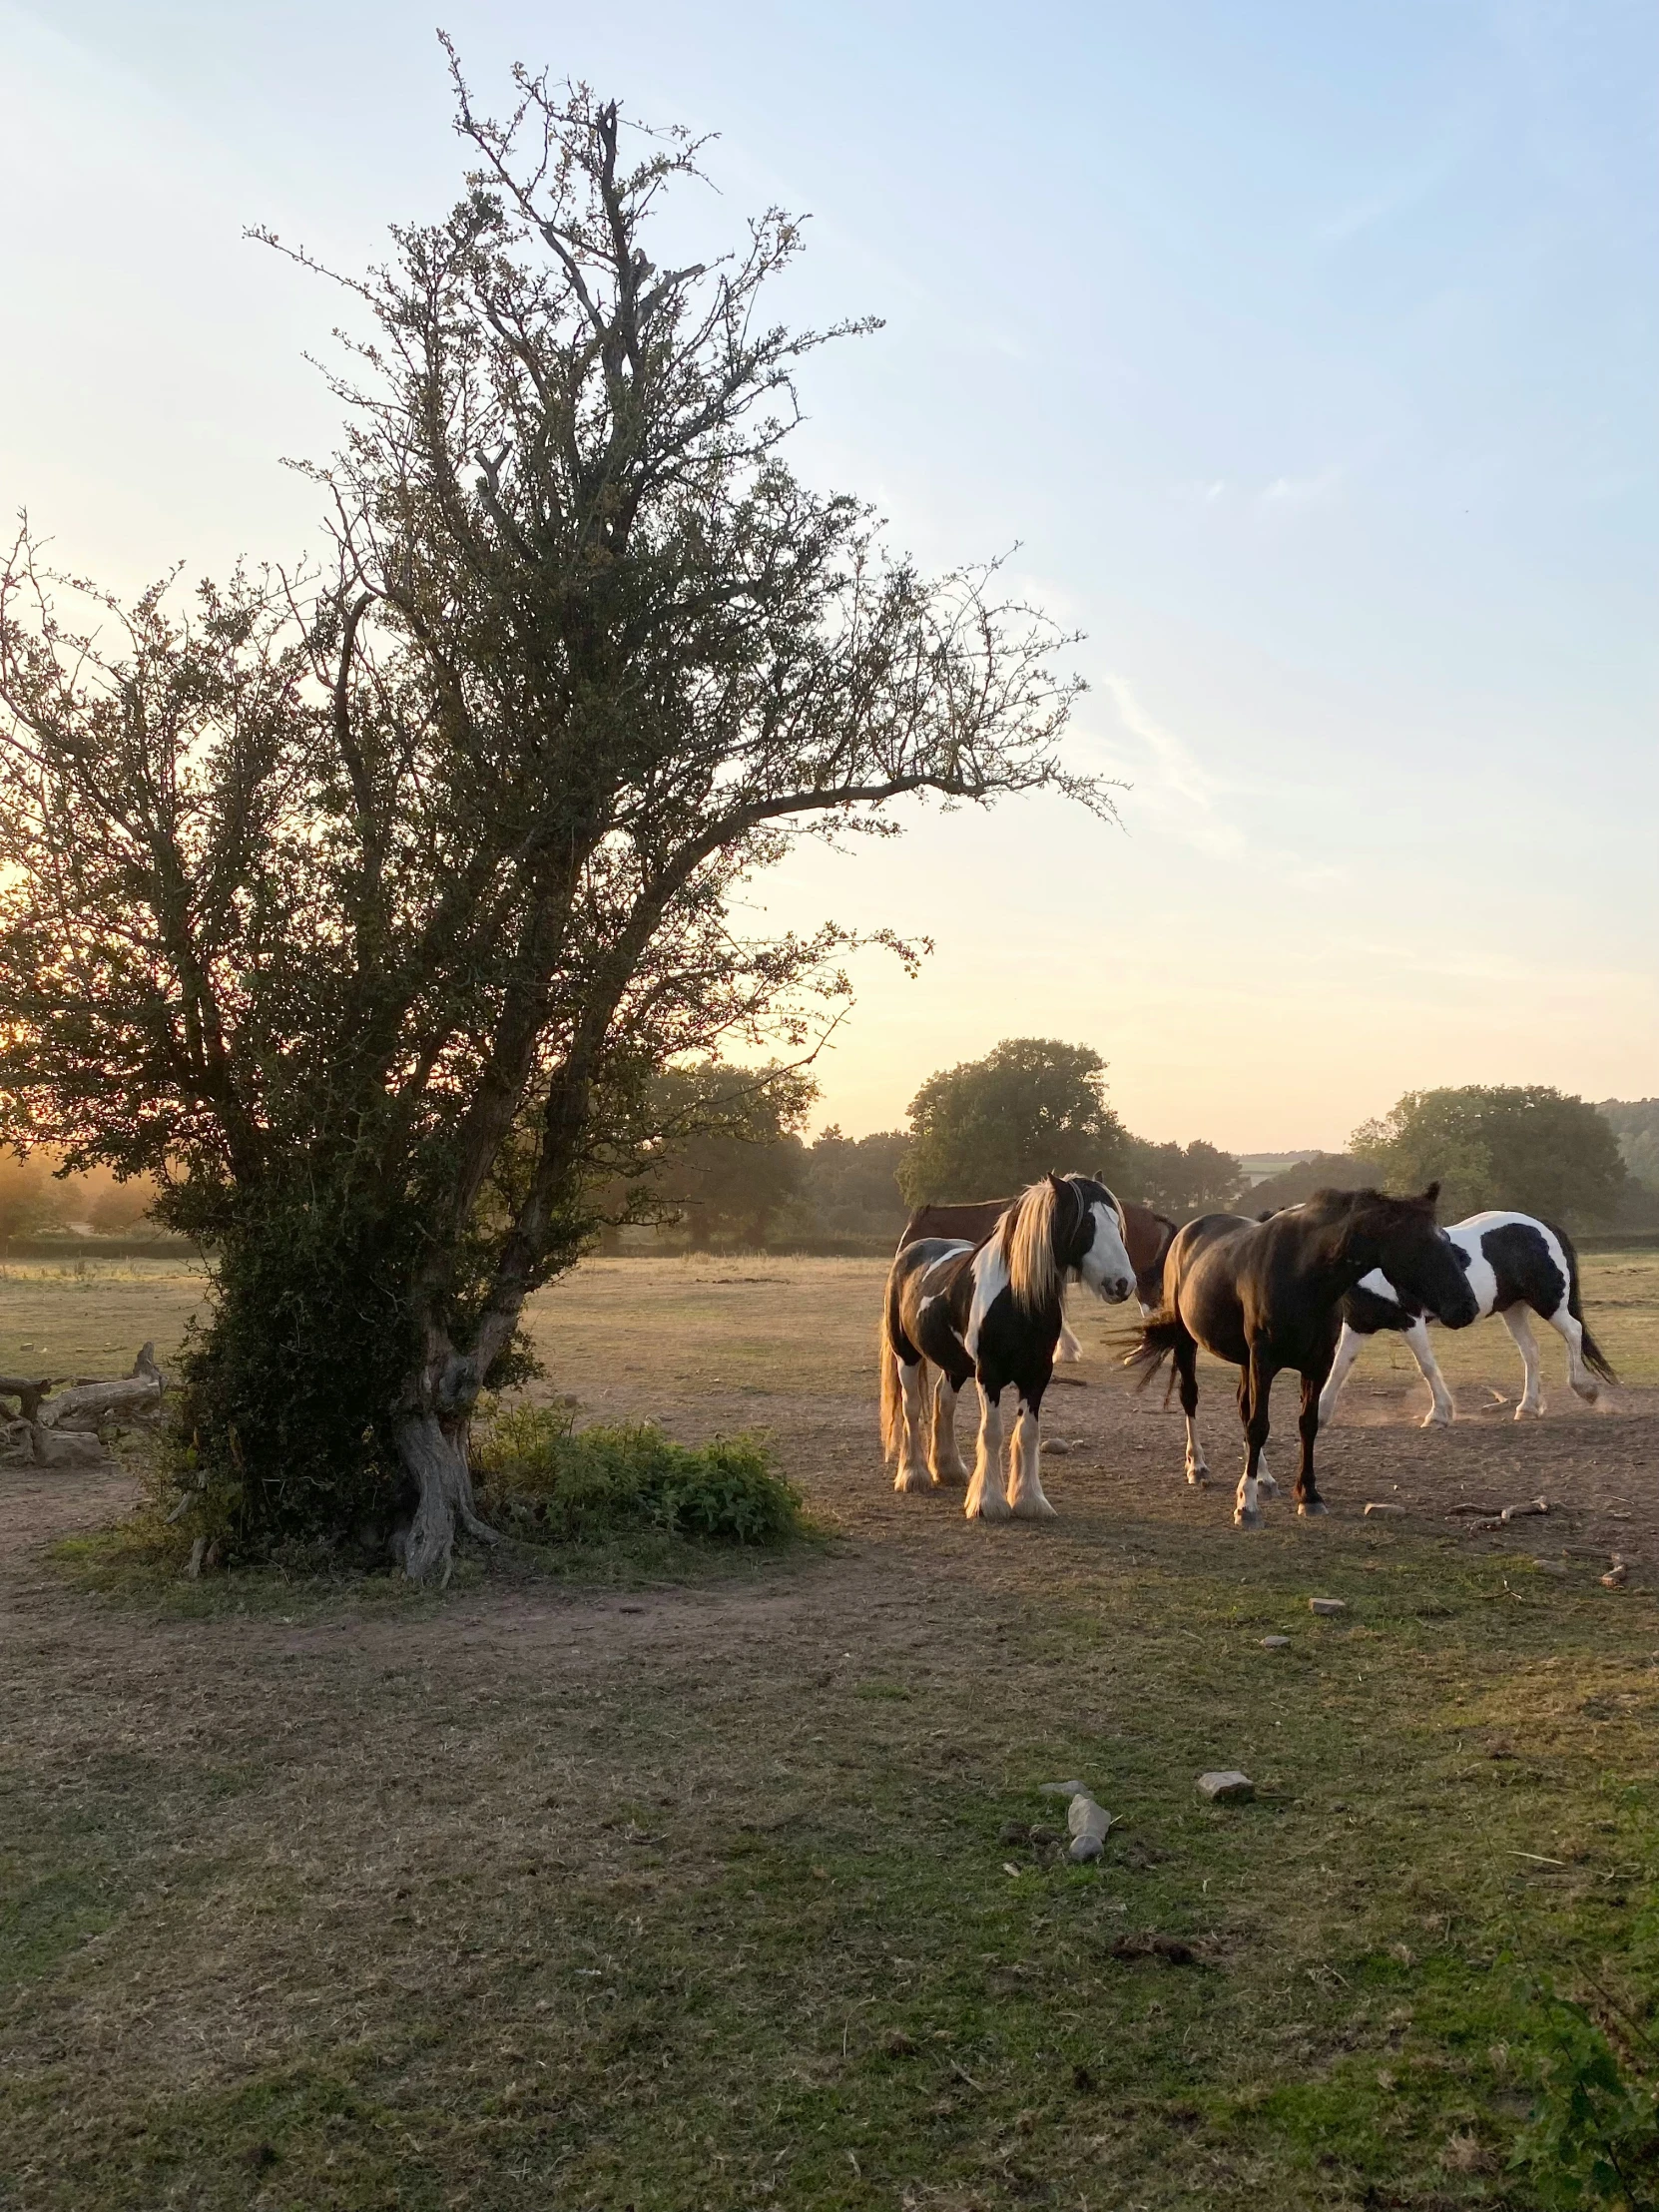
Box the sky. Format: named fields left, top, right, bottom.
left=2, top=1, right=1655, bottom=1150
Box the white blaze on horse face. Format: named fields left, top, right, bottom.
left=965, top=1237, right=1011, bottom=1363
left=1077, top=1202, right=1134, bottom=1302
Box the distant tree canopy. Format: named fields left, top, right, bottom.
left=0, top=1150, right=65, bottom=1243
left=1120, top=1136, right=1244, bottom=1218
left=1244, top=1152, right=1377, bottom=1210
left=894, top=1036, right=1244, bottom=1214
left=805, top=1127, right=910, bottom=1237
left=1598, top=1099, right=1659, bottom=1193
left=897, top=1039, right=1129, bottom=1205
left=1352, top=1085, right=1627, bottom=1229
left=628, top=1064, right=816, bottom=1248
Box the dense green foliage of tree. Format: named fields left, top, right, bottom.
left=893, top=1037, right=1242, bottom=1215
left=1352, top=1085, right=1627, bottom=1228
left=1120, top=1136, right=1244, bottom=1216
left=896, top=1038, right=1130, bottom=1204
left=803, top=1127, right=910, bottom=1237
left=0, top=65, right=1096, bottom=1576
left=1598, top=1099, right=1659, bottom=1194
left=627, top=1064, right=816, bottom=1248
left=0, top=1150, right=65, bottom=1243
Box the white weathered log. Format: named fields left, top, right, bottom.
left=28, top=1424, right=111, bottom=1467
left=37, top=1375, right=163, bottom=1432
left=0, top=1375, right=51, bottom=1423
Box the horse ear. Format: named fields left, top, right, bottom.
left=1047, top=1170, right=1064, bottom=1191
left=1421, top=1180, right=1441, bottom=1208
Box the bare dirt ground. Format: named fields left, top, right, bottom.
left=4, top=1256, right=1659, bottom=2209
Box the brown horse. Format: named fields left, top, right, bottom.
left=1129, top=1185, right=1479, bottom=1527
left=900, top=1194, right=1176, bottom=1317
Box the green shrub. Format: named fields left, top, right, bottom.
left=472, top=1403, right=804, bottom=1549
left=1513, top=1984, right=1659, bottom=2209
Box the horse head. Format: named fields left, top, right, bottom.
left=1329, top=1182, right=1479, bottom=1330
left=1047, top=1172, right=1134, bottom=1305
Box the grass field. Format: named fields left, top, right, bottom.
left=3, top=1254, right=1659, bottom=2209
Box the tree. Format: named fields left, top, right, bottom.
left=634, top=1062, right=816, bottom=1247
left=1121, top=1136, right=1244, bottom=1217
left=804, top=1126, right=910, bottom=1237
left=0, top=59, right=1102, bottom=1578
left=897, top=1038, right=1130, bottom=1203
left=1352, top=1086, right=1627, bottom=1229
left=1597, top=1099, right=1659, bottom=1193
left=0, top=1149, right=65, bottom=1244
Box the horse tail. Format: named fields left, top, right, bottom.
left=1005, top=1177, right=1063, bottom=1313
left=1124, top=1311, right=1184, bottom=1390
left=1558, top=1224, right=1618, bottom=1384
left=878, top=1298, right=904, bottom=1462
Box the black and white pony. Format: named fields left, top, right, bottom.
left=1130, top=1185, right=1479, bottom=1527
left=879, top=1174, right=1135, bottom=1521
left=1319, top=1210, right=1616, bottom=1426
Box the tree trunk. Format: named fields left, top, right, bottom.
left=393, top=1404, right=498, bottom=1584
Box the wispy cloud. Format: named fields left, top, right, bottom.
left=1316, top=148, right=1456, bottom=246
left=1259, top=463, right=1345, bottom=510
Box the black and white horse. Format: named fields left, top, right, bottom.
left=1319, top=1209, right=1616, bottom=1426
left=879, top=1174, right=1135, bottom=1521
left=1130, top=1185, right=1479, bottom=1527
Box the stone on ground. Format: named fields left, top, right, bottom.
left=1197, top=1770, right=1254, bottom=1803
left=1309, top=1597, right=1347, bottom=1616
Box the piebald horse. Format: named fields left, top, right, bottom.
left=1130, top=1185, right=1479, bottom=1527
left=880, top=1174, right=1135, bottom=1520
left=898, top=1193, right=1176, bottom=1359
left=1319, top=1209, right=1616, bottom=1425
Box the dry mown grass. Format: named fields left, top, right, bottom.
left=3, top=1255, right=1658, bottom=2210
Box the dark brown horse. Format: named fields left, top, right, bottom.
left=1129, top=1185, right=1479, bottom=1527
left=900, top=1195, right=1176, bottom=1316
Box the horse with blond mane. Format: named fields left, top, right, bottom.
left=879, top=1174, right=1135, bottom=1520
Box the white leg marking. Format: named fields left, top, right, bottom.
left=1234, top=1461, right=1261, bottom=1528
left=1255, top=1454, right=1279, bottom=1499
left=1403, top=1317, right=1455, bottom=1427
left=893, top=1362, right=932, bottom=1491
left=1183, top=1410, right=1210, bottom=1486
left=1056, top=1316, right=1083, bottom=1363
left=930, top=1374, right=967, bottom=1483
left=964, top=1387, right=1010, bottom=1521
left=1501, top=1308, right=1543, bottom=1416
left=1317, top=1323, right=1366, bottom=1426
left=1006, top=1395, right=1056, bottom=1520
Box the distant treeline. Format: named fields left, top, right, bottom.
left=8, top=1065, right=1655, bottom=1261
left=599, top=1055, right=1659, bottom=1253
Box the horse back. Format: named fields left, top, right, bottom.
left=897, top=1199, right=1007, bottom=1253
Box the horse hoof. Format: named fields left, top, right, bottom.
left=1256, top=1473, right=1280, bottom=1500
left=893, top=1466, right=932, bottom=1494
left=1011, top=1496, right=1058, bottom=1521
left=967, top=1496, right=1012, bottom=1524
left=1297, top=1499, right=1328, bottom=1517
left=1513, top=1403, right=1542, bottom=1421
left=1420, top=1411, right=1452, bottom=1430
left=1234, top=1507, right=1263, bottom=1530
left=1186, top=1468, right=1210, bottom=1488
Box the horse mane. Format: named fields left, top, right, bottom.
left=1299, top=1182, right=1441, bottom=1252
left=1003, top=1177, right=1068, bottom=1313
